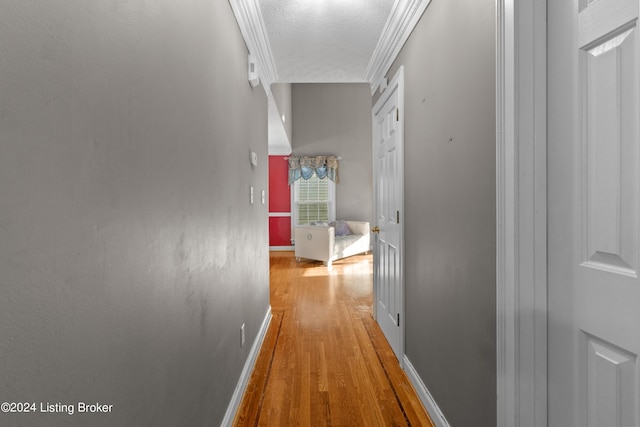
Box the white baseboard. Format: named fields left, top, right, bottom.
left=403, top=355, right=451, bottom=427
left=269, top=246, right=294, bottom=251
left=220, top=306, right=272, bottom=427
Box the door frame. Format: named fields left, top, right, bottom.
left=372, top=66, right=405, bottom=367
left=496, top=1, right=548, bottom=426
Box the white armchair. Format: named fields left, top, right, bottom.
left=294, top=221, right=370, bottom=268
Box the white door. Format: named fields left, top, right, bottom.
left=372, top=67, right=404, bottom=364
left=548, top=1, right=640, bottom=426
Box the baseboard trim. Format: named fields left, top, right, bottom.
left=221, top=306, right=272, bottom=427
left=403, top=355, right=451, bottom=427
left=269, top=246, right=294, bottom=251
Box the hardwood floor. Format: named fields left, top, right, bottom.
left=233, top=251, right=434, bottom=427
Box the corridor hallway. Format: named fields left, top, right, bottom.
left=233, top=252, right=433, bottom=426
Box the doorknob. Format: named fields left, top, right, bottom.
left=371, top=226, right=380, bottom=233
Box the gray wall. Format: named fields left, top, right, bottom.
left=292, top=83, right=373, bottom=223
left=0, top=1, right=269, bottom=426
left=380, top=0, right=496, bottom=425
left=271, top=83, right=293, bottom=145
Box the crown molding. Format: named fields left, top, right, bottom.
left=228, top=0, right=278, bottom=94
left=365, top=0, right=432, bottom=95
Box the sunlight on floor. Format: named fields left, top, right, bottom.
left=301, top=257, right=372, bottom=278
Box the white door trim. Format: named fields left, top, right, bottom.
left=372, top=66, right=405, bottom=367
left=496, top=1, right=548, bottom=426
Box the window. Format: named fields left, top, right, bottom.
left=292, top=174, right=336, bottom=226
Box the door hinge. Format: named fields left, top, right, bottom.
left=397, top=313, right=400, bottom=326
left=396, top=108, right=399, bottom=121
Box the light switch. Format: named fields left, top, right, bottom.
left=250, top=186, right=254, bottom=204
left=261, top=190, right=265, bottom=205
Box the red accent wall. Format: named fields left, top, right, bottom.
left=268, top=156, right=292, bottom=247
left=269, top=217, right=292, bottom=247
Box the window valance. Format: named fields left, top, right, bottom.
left=288, top=155, right=339, bottom=185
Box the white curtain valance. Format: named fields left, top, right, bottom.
left=288, top=155, right=339, bottom=185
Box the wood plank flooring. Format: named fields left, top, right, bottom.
left=233, top=252, right=434, bottom=427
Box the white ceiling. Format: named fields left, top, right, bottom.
left=259, top=0, right=396, bottom=83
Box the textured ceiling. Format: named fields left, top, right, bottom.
left=259, top=0, right=396, bottom=83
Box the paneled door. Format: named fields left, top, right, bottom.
left=372, top=67, right=404, bottom=364
left=548, top=0, right=640, bottom=425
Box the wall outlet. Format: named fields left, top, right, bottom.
left=240, top=323, right=245, bottom=348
